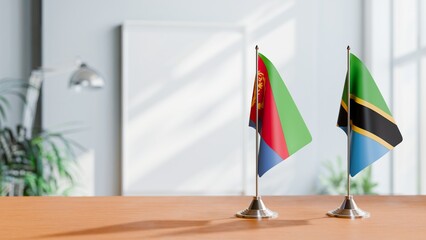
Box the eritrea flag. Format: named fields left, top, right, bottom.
left=249, top=53, right=312, bottom=177
left=337, top=53, right=403, bottom=176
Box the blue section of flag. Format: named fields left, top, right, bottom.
left=258, top=138, right=283, bottom=177
left=350, top=131, right=389, bottom=176
left=249, top=120, right=263, bottom=132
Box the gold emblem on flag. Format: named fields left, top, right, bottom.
left=251, top=71, right=266, bottom=109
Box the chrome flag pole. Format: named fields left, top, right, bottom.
left=256, top=44, right=260, bottom=199
left=236, top=45, right=277, bottom=219
left=327, top=46, right=369, bottom=219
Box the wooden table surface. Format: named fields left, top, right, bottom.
left=1, top=196, right=425, bottom=239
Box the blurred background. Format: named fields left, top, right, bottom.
left=0, top=0, right=424, bottom=196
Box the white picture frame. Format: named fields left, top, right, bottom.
left=121, top=21, right=249, bottom=195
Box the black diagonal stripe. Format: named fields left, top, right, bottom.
left=337, top=99, right=403, bottom=147
left=337, top=104, right=348, bottom=127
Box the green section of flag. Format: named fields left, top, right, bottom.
left=258, top=53, right=312, bottom=154
left=341, top=53, right=392, bottom=116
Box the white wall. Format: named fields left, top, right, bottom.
left=42, top=0, right=363, bottom=195
left=0, top=0, right=31, bottom=127
left=365, top=0, right=426, bottom=195
left=315, top=1, right=365, bottom=191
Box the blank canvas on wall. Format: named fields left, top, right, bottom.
left=121, top=21, right=247, bottom=195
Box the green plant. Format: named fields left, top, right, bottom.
left=319, top=156, right=378, bottom=195
left=0, top=78, right=82, bottom=196
left=0, top=125, right=83, bottom=196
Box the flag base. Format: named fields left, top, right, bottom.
left=327, top=195, right=370, bottom=219
left=236, top=196, right=278, bottom=219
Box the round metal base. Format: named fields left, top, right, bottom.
left=236, top=196, right=278, bottom=219
left=327, top=195, right=370, bottom=219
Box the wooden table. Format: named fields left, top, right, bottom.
left=1, top=196, right=425, bottom=239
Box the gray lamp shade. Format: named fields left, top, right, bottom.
left=69, top=63, right=104, bottom=90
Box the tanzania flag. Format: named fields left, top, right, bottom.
left=249, top=53, right=311, bottom=177
left=338, top=53, right=403, bottom=176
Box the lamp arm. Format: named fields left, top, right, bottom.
left=34, top=63, right=79, bottom=78
left=21, top=72, right=43, bottom=137
left=21, top=60, right=103, bottom=136
left=21, top=61, right=80, bottom=136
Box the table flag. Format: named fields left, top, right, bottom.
left=337, top=53, right=403, bottom=176
left=249, top=53, right=311, bottom=177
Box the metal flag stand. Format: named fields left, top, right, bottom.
left=327, top=46, right=370, bottom=219
left=236, top=45, right=277, bottom=219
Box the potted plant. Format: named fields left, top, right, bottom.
left=318, top=156, right=378, bottom=195
left=0, top=79, right=81, bottom=196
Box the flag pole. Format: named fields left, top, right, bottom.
left=236, top=45, right=277, bottom=219
left=346, top=45, right=351, bottom=197
left=255, top=45, right=259, bottom=198
left=326, top=46, right=369, bottom=219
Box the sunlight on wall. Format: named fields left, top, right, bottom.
left=242, top=0, right=294, bottom=31
left=422, top=57, right=426, bottom=193
left=259, top=20, right=295, bottom=69
left=172, top=31, right=244, bottom=79
left=393, top=62, right=418, bottom=194
left=422, top=2, right=426, bottom=47
left=393, top=0, right=417, bottom=58
left=367, top=0, right=426, bottom=195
